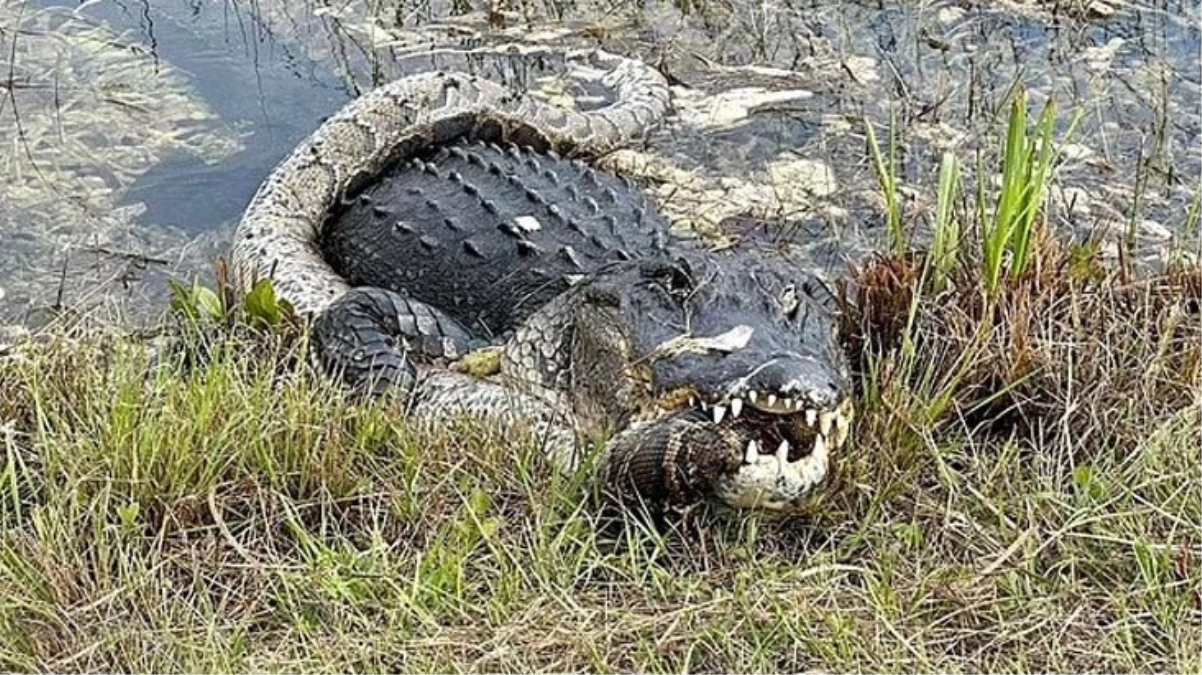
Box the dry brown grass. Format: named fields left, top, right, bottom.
left=843, top=230, right=1200, bottom=454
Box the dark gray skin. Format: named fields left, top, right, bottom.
left=580, top=245, right=847, bottom=413
left=528, top=242, right=851, bottom=505
left=314, top=141, right=852, bottom=511
left=321, top=142, right=666, bottom=339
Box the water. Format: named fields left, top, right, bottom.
left=0, top=0, right=1197, bottom=328
left=0, top=0, right=351, bottom=324
left=88, top=0, right=351, bottom=233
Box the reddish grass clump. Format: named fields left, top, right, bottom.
left=843, top=233, right=1201, bottom=453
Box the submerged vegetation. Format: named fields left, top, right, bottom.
left=0, top=81, right=1198, bottom=672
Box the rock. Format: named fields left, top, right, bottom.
left=1086, top=0, right=1117, bottom=18
left=842, top=56, right=880, bottom=84
left=1081, top=37, right=1125, bottom=74
left=766, top=157, right=839, bottom=199
left=1139, top=219, right=1172, bottom=242
left=1059, top=143, right=1095, bottom=162
left=821, top=114, right=853, bottom=135
left=673, top=87, right=813, bottom=130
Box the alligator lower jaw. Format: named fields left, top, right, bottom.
left=706, top=393, right=853, bottom=512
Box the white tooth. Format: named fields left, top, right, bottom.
left=819, top=411, right=834, bottom=436
left=812, top=433, right=827, bottom=459
left=748, top=391, right=759, bottom=403
left=744, top=440, right=758, bottom=464
left=712, top=405, right=727, bottom=425
left=784, top=398, right=794, bottom=410
left=767, top=394, right=777, bottom=407
left=689, top=396, right=696, bottom=407
left=794, top=434, right=828, bottom=483
left=731, top=398, right=743, bottom=418
left=806, top=409, right=817, bottom=426
left=701, top=401, right=709, bottom=411
left=776, top=440, right=790, bottom=469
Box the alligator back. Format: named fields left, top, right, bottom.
left=321, top=142, right=669, bottom=336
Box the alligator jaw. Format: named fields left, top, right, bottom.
left=713, top=433, right=831, bottom=511
left=701, top=395, right=854, bottom=511
left=643, top=385, right=853, bottom=512
left=676, top=390, right=853, bottom=449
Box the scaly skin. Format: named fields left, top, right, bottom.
left=320, top=142, right=667, bottom=335
left=231, top=45, right=669, bottom=318
left=232, top=46, right=854, bottom=514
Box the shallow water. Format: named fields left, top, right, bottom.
left=80, top=0, right=350, bottom=234
left=0, top=0, right=1197, bottom=327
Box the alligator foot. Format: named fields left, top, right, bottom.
left=312, top=286, right=479, bottom=398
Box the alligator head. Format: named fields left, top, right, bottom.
left=502, top=239, right=854, bottom=512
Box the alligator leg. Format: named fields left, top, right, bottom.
left=312, top=286, right=479, bottom=398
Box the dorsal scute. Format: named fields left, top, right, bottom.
left=321, top=141, right=670, bottom=334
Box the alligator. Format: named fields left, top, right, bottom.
left=232, top=45, right=854, bottom=513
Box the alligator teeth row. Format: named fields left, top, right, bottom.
left=682, top=393, right=855, bottom=447
left=690, top=395, right=842, bottom=428
left=735, top=427, right=831, bottom=475
left=735, top=425, right=841, bottom=461
left=697, top=393, right=817, bottom=420
left=745, top=390, right=806, bottom=414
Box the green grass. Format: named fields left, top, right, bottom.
left=864, top=109, right=906, bottom=254
left=866, top=83, right=1084, bottom=297
left=0, top=325, right=1194, bottom=672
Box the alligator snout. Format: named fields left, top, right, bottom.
left=644, top=346, right=855, bottom=513
left=649, top=341, right=848, bottom=411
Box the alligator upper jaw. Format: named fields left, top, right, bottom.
left=707, top=385, right=847, bottom=433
